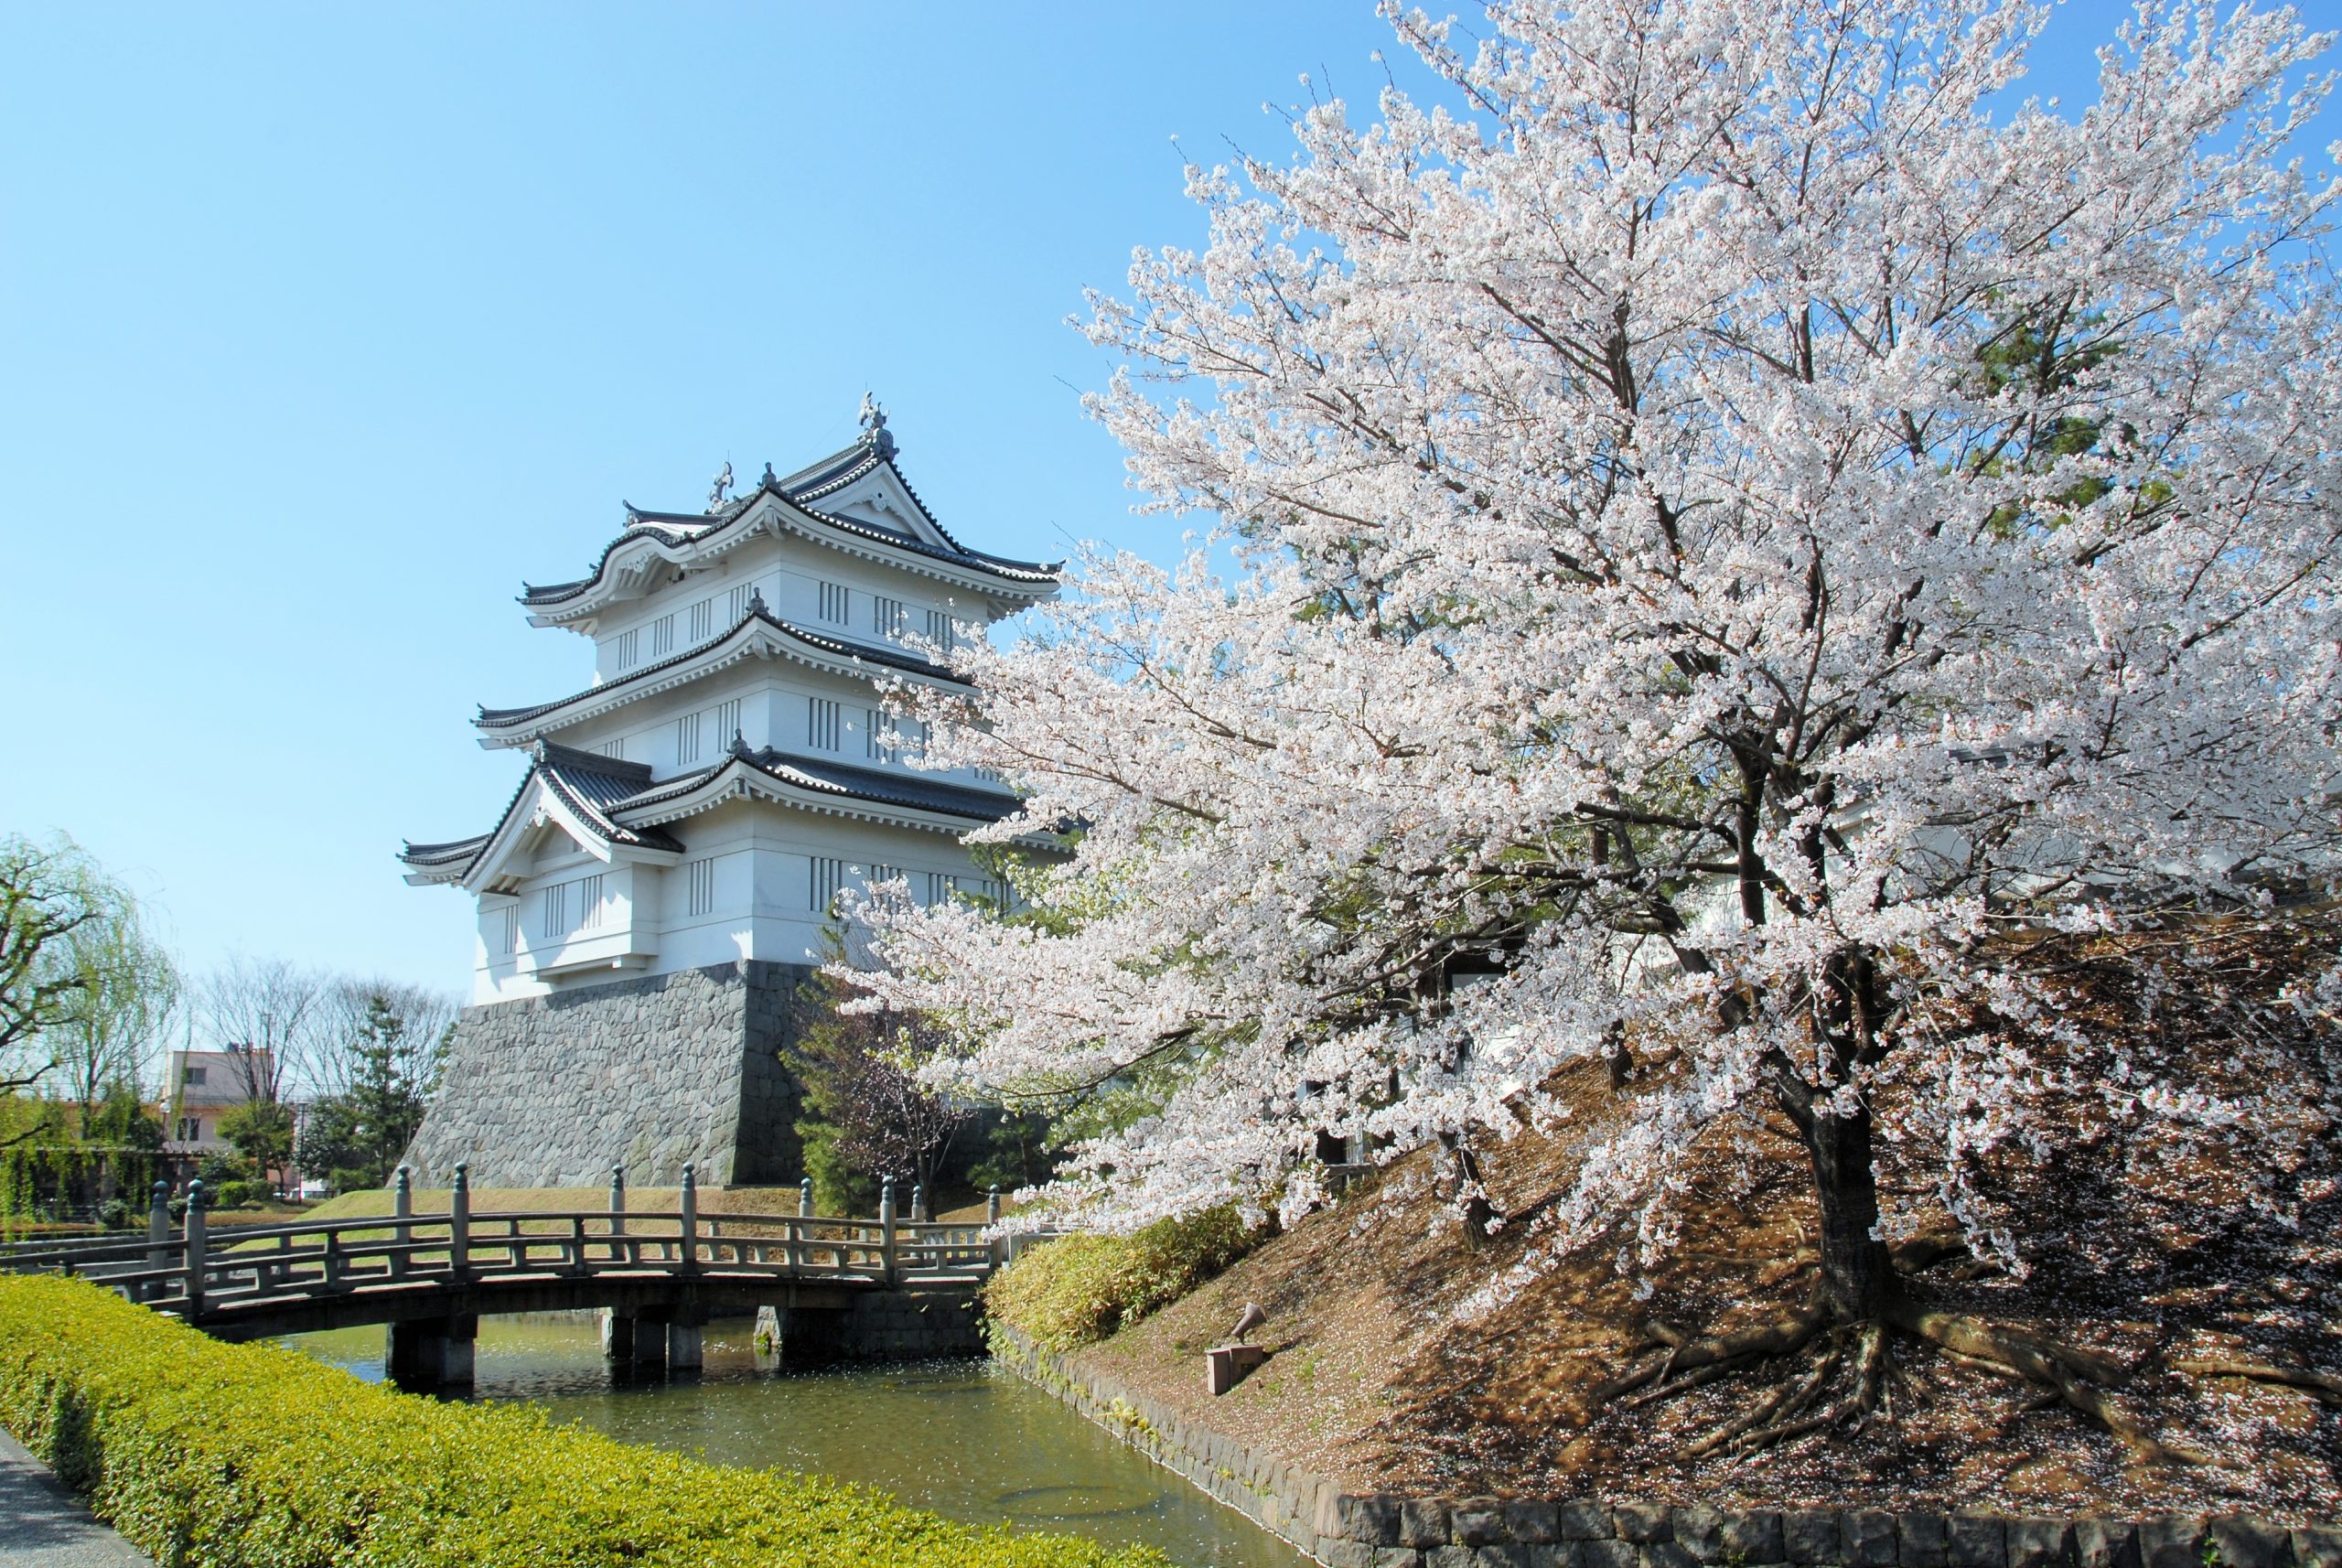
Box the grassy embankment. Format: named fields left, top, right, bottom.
left=0, top=1273, right=1158, bottom=1568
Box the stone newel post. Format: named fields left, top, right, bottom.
left=608, top=1164, right=627, bottom=1237
left=449, top=1162, right=471, bottom=1278
left=986, top=1186, right=1002, bottom=1224
left=391, top=1165, right=413, bottom=1279
left=879, top=1178, right=897, bottom=1287
left=799, top=1176, right=812, bottom=1218
left=182, top=1179, right=208, bottom=1312
left=678, top=1163, right=699, bottom=1272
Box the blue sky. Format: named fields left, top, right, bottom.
left=3, top=2, right=2334, bottom=995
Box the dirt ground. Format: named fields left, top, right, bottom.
left=1064, top=921, right=2342, bottom=1524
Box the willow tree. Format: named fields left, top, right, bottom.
left=854, top=0, right=2341, bottom=1452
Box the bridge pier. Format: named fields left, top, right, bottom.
left=386, top=1314, right=477, bottom=1391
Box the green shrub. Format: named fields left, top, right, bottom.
left=982, top=1206, right=1263, bottom=1351
left=208, top=1179, right=264, bottom=1208
left=0, top=1275, right=1159, bottom=1568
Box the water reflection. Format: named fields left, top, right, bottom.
left=286, top=1315, right=1308, bottom=1568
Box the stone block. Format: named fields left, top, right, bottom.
left=1845, top=1509, right=1899, bottom=1566
left=2073, top=1521, right=2139, bottom=1568
left=2137, top=1519, right=2208, bottom=1568
left=1529, top=1548, right=1584, bottom=1568
left=1376, top=1552, right=1425, bottom=1568
left=1504, top=1502, right=1561, bottom=1544
left=1582, top=1542, right=1641, bottom=1568
left=1901, top=1514, right=1950, bottom=1568
left=1644, top=1543, right=1701, bottom=1568
left=1950, top=1515, right=2009, bottom=1568
left=1673, top=1507, right=1726, bottom=1563
left=1616, top=1505, right=1672, bottom=1545
left=2294, top=1530, right=2342, bottom=1568
left=1322, top=1541, right=1380, bottom=1568
left=1785, top=1510, right=1842, bottom=1564
left=1323, top=1494, right=1402, bottom=1545
left=1558, top=1502, right=1616, bottom=1541
left=2208, top=1517, right=2289, bottom=1568
left=1455, top=1502, right=1512, bottom=1547
left=1727, top=1514, right=1789, bottom=1565
left=2006, top=1519, right=2074, bottom=1568
left=1401, top=1501, right=1454, bottom=1549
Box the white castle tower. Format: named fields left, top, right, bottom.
left=393, top=406, right=1057, bottom=1187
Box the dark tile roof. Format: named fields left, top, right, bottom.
left=475, top=607, right=965, bottom=733
left=534, top=744, right=682, bottom=853
left=398, top=833, right=490, bottom=867
left=518, top=433, right=1058, bottom=609
left=620, top=746, right=1021, bottom=826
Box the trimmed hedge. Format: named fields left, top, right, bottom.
left=982, top=1208, right=1263, bottom=1352
left=0, top=1275, right=1161, bottom=1568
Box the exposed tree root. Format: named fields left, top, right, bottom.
left=2172, top=1358, right=2342, bottom=1408
left=1591, top=1287, right=2215, bottom=1467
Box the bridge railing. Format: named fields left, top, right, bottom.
left=0, top=1166, right=1004, bottom=1319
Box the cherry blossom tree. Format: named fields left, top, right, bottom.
left=854, top=0, right=2341, bottom=1449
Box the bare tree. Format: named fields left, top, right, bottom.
left=305, top=976, right=459, bottom=1101
left=195, top=957, right=328, bottom=1104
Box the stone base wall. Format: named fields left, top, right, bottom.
left=988, top=1326, right=2338, bottom=1568
left=401, top=961, right=811, bottom=1188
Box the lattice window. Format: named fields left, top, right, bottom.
left=868, top=862, right=905, bottom=891
left=686, top=858, right=716, bottom=918
left=874, top=596, right=907, bottom=638
left=921, top=871, right=950, bottom=907
left=542, top=881, right=569, bottom=938
left=600, top=738, right=625, bottom=760
left=689, top=597, right=714, bottom=641
left=865, top=707, right=892, bottom=760
left=650, top=614, right=675, bottom=658
left=819, top=582, right=851, bottom=625
left=924, top=608, right=956, bottom=651
left=712, top=699, right=742, bottom=751
left=677, top=710, right=703, bottom=766
left=578, top=875, right=604, bottom=930
left=611, top=628, right=639, bottom=671
left=807, top=697, right=841, bottom=751
left=809, top=856, right=846, bottom=913
left=497, top=905, right=518, bottom=954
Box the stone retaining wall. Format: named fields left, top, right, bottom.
left=989, top=1326, right=2338, bottom=1568
left=402, top=961, right=811, bottom=1188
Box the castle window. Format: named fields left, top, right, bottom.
left=542, top=881, right=569, bottom=938
left=874, top=596, right=907, bottom=638
left=807, top=698, right=841, bottom=751
left=611, top=629, right=639, bottom=671
left=727, top=585, right=751, bottom=623
left=600, top=738, right=625, bottom=760
left=921, top=871, right=949, bottom=907
left=869, top=863, right=905, bottom=890
left=689, top=597, right=714, bottom=641
left=923, top=608, right=956, bottom=651
left=712, top=699, right=742, bottom=751
left=498, top=905, right=518, bottom=954
left=650, top=614, right=675, bottom=659
left=865, top=707, right=892, bottom=760
left=677, top=710, right=703, bottom=765
left=809, top=856, right=846, bottom=913
left=686, top=858, right=716, bottom=918
left=578, top=875, right=604, bottom=930
left=819, top=582, right=850, bottom=624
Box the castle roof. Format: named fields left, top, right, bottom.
left=400, top=736, right=1024, bottom=891
left=519, top=430, right=1058, bottom=622
left=472, top=597, right=966, bottom=746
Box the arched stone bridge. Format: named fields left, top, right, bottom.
left=0, top=1167, right=1002, bottom=1388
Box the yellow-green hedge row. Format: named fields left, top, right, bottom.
left=982, top=1208, right=1262, bottom=1352
left=0, top=1275, right=1160, bottom=1568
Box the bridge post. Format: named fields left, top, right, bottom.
left=666, top=1307, right=705, bottom=1372
left=388, top=1315, right=477, bottom=1391
left=912, top=1184, right=929, bottom=1223
left=678, top=1163, right=698, bottom=1273
left=986, top=1186, right=1001, bottom=1224
left=599, top=1307, right=634, bottom=1360
left=145, top=1181, right=168, bottom=1304
left=608, top=1164, right=626, bottom=1245
left=448, top=1162, right=470, bottom=1279
left=390, top=1165, right=411, bottom=1279
left=799, top=1177, right=811, bottom=1218
left=182, top=1180, right=207, bottom=1313
left=880, top=1179, right=897, bottom=1288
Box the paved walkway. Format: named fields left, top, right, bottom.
left=0, top=1430, right=154, bottom=1567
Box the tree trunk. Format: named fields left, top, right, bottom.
left=1799, top=1099, right=1896, bottom=1322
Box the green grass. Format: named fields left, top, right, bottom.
left=0, top=1274, right=1161, bottom=1568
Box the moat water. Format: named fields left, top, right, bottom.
left=285, top=1315, right=1309, bottom=1568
